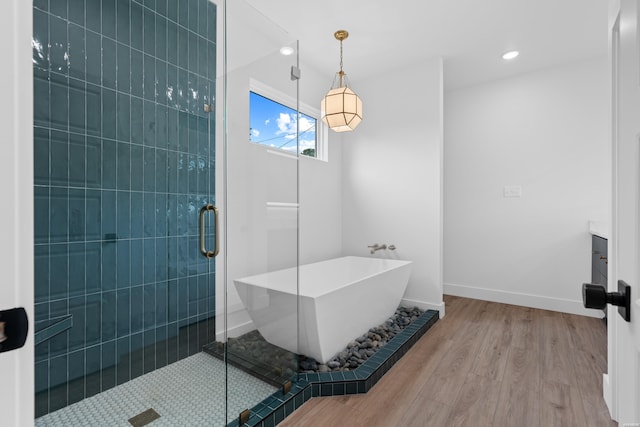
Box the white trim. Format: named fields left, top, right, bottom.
left=401, top=298, right=446, bottom=318
left=603, top=373, right=613, bottom=411
left=267, top=149, right=298, bottom=160
left=444, top=282, right=604, bottom=318
left=266, top=202, right=299, bottom=208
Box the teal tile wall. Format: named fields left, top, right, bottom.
left=32, top=0, right=217, bottom=418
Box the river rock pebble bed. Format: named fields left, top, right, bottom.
left=299, top=306, right=425, bottom=372
left=226, top=305, right=425, bottom=376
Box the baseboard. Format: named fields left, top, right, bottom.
left=602, top=373, right=613, bottom=417
left=444, top=282, right=604, bottom=318
left=402, top=298, right=446, bottom=318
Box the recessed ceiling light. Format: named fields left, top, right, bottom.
left=280, top=46, right=295, bottom=56
left=502, top=50, right=519, bottom=60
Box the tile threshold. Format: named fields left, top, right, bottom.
left=227, top=309, right=439, bottom=427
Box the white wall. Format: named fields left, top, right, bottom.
left=341, top=57, right=444, bottom=314
left=444, top=57, right=609, bottom=316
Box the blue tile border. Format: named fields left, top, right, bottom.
left=228, top=309, right=439, bottom=427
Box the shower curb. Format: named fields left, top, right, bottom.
left=227, top=309, right=440, bottom=427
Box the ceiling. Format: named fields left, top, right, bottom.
left=242, top=0, right=608, bottom=91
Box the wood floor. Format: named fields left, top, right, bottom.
left=280, top=296, right=616, bottom=427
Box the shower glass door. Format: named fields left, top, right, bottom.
left=33, top=0, right=224, bottom=424
left=220, top=0, right=300, bottom=423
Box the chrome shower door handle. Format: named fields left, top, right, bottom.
left=199, top=204, right=219, bottom=258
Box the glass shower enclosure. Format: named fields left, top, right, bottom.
left=32, top=0, right=300, bottom=425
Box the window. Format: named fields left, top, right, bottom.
left=249, top=80, right=326, bottom=160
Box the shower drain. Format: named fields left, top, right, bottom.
left=128, top=408, right=161, bottom=427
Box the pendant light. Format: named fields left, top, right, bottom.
left=321, top=30, right=363, bottom=132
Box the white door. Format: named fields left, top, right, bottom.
left=609, top=0, right=640, bottom=423
left=0, top=0, right=34, bottom=425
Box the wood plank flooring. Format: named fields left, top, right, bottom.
left=279, top=296, right=616, bottom=427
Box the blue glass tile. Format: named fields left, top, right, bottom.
left=86, top=84, right=102, bottom=136
left=68, top=134, right=85, bottom=187
left=143, top=238, right=156, bottom=284
left=143, top=328, right=156, bottom=373
left=49, top=16, right=68, bottom=75
left=130, top=239, right=143, bottom=285
left=101, top=340, right=116, bottom=391
left=68, top=242, right=85, bottom=296
left=166, top=21, right=177, bottom=65
left=85, top=243, right=102, bottom=294
left=155, top=237, right=168, bottom=282
left=33, top=0, right=48, bottom=12
left=156, top=0, right=167, bottom=16
left=156, top=281, right=168, bottom=325
left=143, top=192, right=156, bottom=238
left=50, top=74, right=69, bottom=131
left=117, top=43, right=131, bottom=94
left=102, top=139, right=117, bottom=189
left=68, top=0, right=85, bottom=26
left=143, top=8, right=156, bottom=57
left=197, top=36, right=207, bottom=77
left=188, top=32, right=198, bottom=78
left=130, top=332, right=144, bottom=379
left=130, top=285, right=143, bottom=332
left=116, top=0, right=130, bottom=44
left=85, top=190, right=101, bottom=241
left=116, top=141, right=131, bottom=190
left=167, top=280, right=178, bottom=322
left=177, top=27, right=188, bottom=71
left=116, top=288, right=131, bottom=337
left=207, top=42, right=216, bottom=80
left=155, top=150, right=167, bottom=191
left=102, top=0, right=116, bottom=39
left=33, top=76, right=50, bottom=127
left=116, top=336, right=131, bottom=385
left=102, top=88, right=117, bottom=140
left=69, top=296, right=86, bottom=351
left=167, top=107, right=178, bottom=149
left=177, top=0, right=188, bottom=27
left=34, top=188, right=49, bottom=245
left=50, top=187, right=69, bottom=243
left=131, top=97, right=144, bottom=144
left=87, top=138, right=102, bottom=189
left=50, top=0, right=68, bottom=19
left=156, top=105, right=168, bottom=148
left=102, top=242, right=116, bottom=291
left=156, top=16, right=167, bottom=62
left=85, top=32, right=101, bottom=85
left=85, top=345, right=101, bottom=397
left=86, top=5, right=101, bottom=33
left=188, top=0, right=198, bottom=32
left=102, top=291, right=117, bottom=341
left=49, top=355, right=69, bottom=411
left=68, top=24, right=86, bottom=80
left=130, top=52, right=143, bottom=98
left=34, top=245, right=50, bottom=303
left=68, top=80, right=86, bottom=133
left=130, top=191, right=143, bottom=236
left=130, top=2, right=143, bottom=50
left=101, top=189, right=117, bottom=236
left=117, top=239, right=131, bottom=288
left=167, top=0, right=177, bottom=22
left=156, top=325, right=168, bottom=368
left=102, top=37, right=117, bottom=90
left=117, top=94, right=132, bottom=144
left=143, top=99, right=156, bottom=145
left=166, top=238, right=177, bottom=281
left=33, top=128, right=50, bottom=180
left=207, top=2, right=216, bottom=42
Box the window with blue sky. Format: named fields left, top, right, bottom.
left=249, top=91, right=317, bottom=157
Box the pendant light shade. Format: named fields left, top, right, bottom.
left=321, top=30, right=363, bottom=132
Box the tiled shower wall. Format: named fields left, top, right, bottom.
left=33, top=0, right=217, bottom=417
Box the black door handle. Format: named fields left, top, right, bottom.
left=0, top=307, right=28, bottom=353
left=582, top=280, right=631, bottom=322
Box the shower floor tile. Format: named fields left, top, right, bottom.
left=35, top=352, right=277, bottom=427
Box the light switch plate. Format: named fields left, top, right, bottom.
left=504, top=185, right=522, bottom=198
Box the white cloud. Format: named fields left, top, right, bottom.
left=265, top=119, right=270, bottom=125
left=251, top=129, right=260, bottom=137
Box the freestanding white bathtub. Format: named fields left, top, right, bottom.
left=233, top=256, right=412, bottom=363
